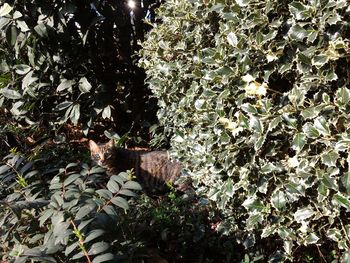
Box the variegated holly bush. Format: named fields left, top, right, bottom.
left=141, top=0, right=350, bottom=261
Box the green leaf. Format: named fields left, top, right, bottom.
left=289, top=2, right=309, bottom=20
left=302, top=123, right=319, bottom=138
left=321, top=151, right=339, bottom=167
left=314, top=117, right=330, bottom=136
left=107, top=180, right=120, bottom=194
left=123, top=181, right=142, bottom=190
left=110, top=196, right=129, bottom=210
left=6, top=25, right=17, bottom=46
left=335, top=87, right=350, bottom=107
left=57, top=79, right=75, bottom=92
left=0, top=164, right=11, bottom=174
left=341, top=173, right=350, bottom=195
left=322, top=174, right=338, bottom=190
left=333, top=193, right=350, bottom=211
left=312, top=55, right=329, bottom=68
left=92, top=253, right=115, bottom=263
left=268, top=116, right=282, bottom=131
left=254, top=135, right=265, bottom=150
left=14, top=64, right=31, bottom=75
left=250, top=116, right=263, bottom=133
left=70, top=104, right=80, bottom=125
left=64, top=173, right=81, bottom=186
left=56, top=101, right=73, bottom=111
left=0, top=3, right=12, bottom=17
left=34, top=23, right=48, bottom=37
left=85, top=229, right=105, bottom=243
left=305, top=233, right=319, bottom=245
left=292, top=133, right=306, bottom=152
left=294, top=207, right=315, bottom=222
left=96, top=189, right=113, bottom=200
left=289, top=24, right=308, bottom=41
left=75, top=203, right=97, bottom=220
left=1, top=87, right=22, bottom=99
left=271, top=190, right=287, bottom=210
left=118, top=189, right=137, bottom=197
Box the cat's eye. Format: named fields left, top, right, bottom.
left=93, top=154, right=100, bottom=160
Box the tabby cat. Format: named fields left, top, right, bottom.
left=89, top=140, right=185, bottom=193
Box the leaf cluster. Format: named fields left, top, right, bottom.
left=0, top=153, right=142, bottom=263
left=141, top=0, right=350, bottom=261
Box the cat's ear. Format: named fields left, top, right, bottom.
left=106, top=139, right=115, bottom=148
left=89, top=140, right=100, bottom=152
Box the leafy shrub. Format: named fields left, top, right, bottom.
left=0, top=0, right=158, bottom=139
left=0, top=152, right=142, bottom=262
left=141, top=0, right=350, bottom=261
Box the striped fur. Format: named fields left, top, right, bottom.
left=89, top=140, right=183, bottom=193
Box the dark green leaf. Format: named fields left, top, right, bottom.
left=6, top=25, right=17, bottom=46
left=292, top=133, right=306, bottom=152
left=110, top=196, right=129, bottom=210
left=92, top=253, right=115, bottom=263
left=107, top=180, right=120, bottom=194
left=85, top=229, right=105, bottom=243
left=123, top=181, right=142, bottom=190
left=88, top=241, right=109, bottom=255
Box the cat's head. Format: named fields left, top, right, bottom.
left=89, top=139, right=115, bottom=167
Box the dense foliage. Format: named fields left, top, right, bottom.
left=141, top=0, right=350, bottom=261
left=0, top=151, right=143, bottom=262
left=0, top=0, right=158, bottom=140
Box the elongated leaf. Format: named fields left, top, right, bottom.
left=110, top=196, right=129, bottom=210
left=84, top=229, right=105, bottom=243
left=56, top=101, right=73, bottom=111
left=333, top=193, right=350, bottom=211
left=57, top=79, right=75, bottom=92
left=88, top=241, right=109, bottom=255
left=0, top=164, right=11, bottom=174
left=123, top=181, right=142, bottom=190
left=118, top=189, right=137, bottom=197
left=0, top=3, right=12, bottom=16
left=75, top=203, right=97, bottom=220
left=1, top=87, right=22, bottom=99
left=6, top=25, right=17, bottom=46
left=14, top=64, right=31, bottom=75
left=92, top=253, right=115, bottom=263
left=292, top=133, right=306, bottom=152
left=294, top=207, right=314, bottom=222
left=64, top=173, right=81, bottom=186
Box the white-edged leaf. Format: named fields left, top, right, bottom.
left=57, top=79, right=75, bottom=92
left=79, top=77, right=92, bottom=93
left=227, top=32, right=238, bottom=47
left=1, top=87, right=22, bottom=99
left=0, top=3, right=12, bottom=17
left=333, top=193, right=350, bottom=211
left=292, top=133, right=306, bottom=152
left=294, top=207, right=315, bottom=222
